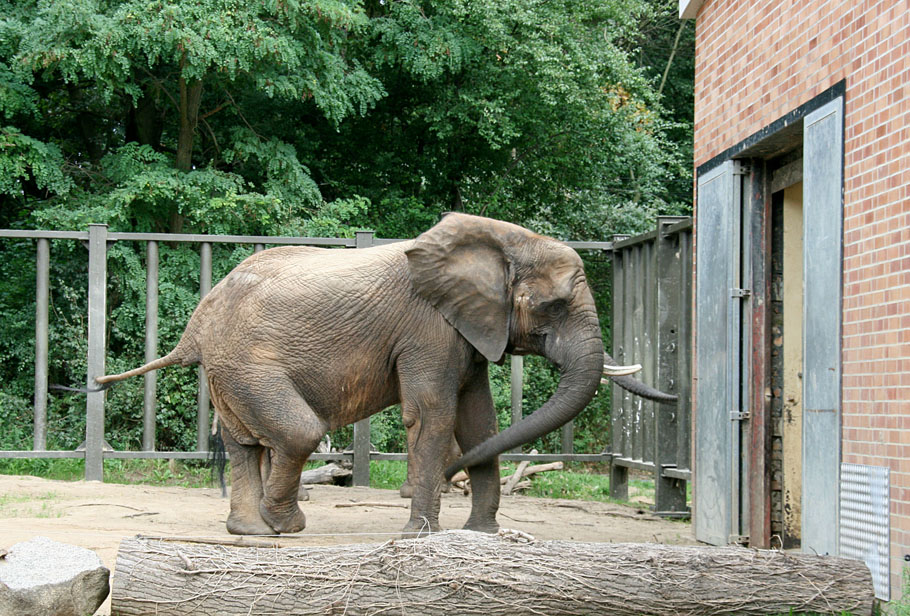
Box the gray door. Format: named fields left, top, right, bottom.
left=694, top=160, right=746, bottom=545
left=801, top=96, right=844, bottom=555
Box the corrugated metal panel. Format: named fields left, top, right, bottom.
left=694, top=160, right=737, bottom=545
left=801, top=96, right=844, bottom=556
left=840, top=463, right=890, bottom=600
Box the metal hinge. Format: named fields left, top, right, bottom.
left=728, top=534, right=750, bottom=546
left=730, top=411, right=750, bottom=421
left=731, top=288, right=751, bottom=299
left=732, top=162, right=751, bottom=176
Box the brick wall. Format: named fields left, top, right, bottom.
left=694, top=0, right=910, bottom=597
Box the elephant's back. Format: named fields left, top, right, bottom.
left=196, top=240, right=425, bottom=355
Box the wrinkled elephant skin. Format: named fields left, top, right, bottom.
left=97, top=214, right=609, bottom=536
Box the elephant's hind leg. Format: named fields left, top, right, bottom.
left=249, top=382, right=326, bottom=534
left=220, top=427, right=275, bottom=536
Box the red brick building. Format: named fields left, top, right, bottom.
left=682, top=0, right=909, bottom=600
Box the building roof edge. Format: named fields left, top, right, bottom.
left=679, top=0, right=705, bottom=19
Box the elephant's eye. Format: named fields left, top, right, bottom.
left=541, top=299, right=568, bottom=317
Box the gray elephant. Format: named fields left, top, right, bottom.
left=97, top=213, right=642, bottom=535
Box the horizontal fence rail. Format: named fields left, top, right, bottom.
left=610, top=217, right=693, bottom=517
left=0, top=226, right=619, bottom=485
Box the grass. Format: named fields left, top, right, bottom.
left=0, top=458, right=678, bottom=511
left=0, top=490, right=63, bottom=518
left=0, top=458, right=216, bottom=488
left=368, top=460, right=407, bottom=490
left=365, top=460, right=670, bottom=509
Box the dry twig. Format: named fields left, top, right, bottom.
left=335, top=502, right=409, bottom=509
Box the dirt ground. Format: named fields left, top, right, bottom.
left=0, top=474, right=695, bottom=615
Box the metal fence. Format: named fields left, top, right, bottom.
left=609, top=216, right=693, bottom=516
left=0, top=225, right=620, bottom=485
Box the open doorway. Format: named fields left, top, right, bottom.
left=769, top=151, right=803, bottom=549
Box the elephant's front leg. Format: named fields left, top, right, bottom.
left=455, top=365, right=501, bottom=533
left=398, top=398, right=457, bottom=536
left=399, top=410, right=460, bottom=499
left=398, top=407, right=419, bottom=499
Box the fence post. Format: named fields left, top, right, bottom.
left=654, top=217, right=689, bottom=514
left=561, top=421, right=574, bottom=455
left=197, top=242, right=212, bottom=452
left=510, top=354, right=523, bottom=451
left=143, top=240, right=158, bottom=451
left=352, top=231, right=374, bottom=487
left=33, top=238, right=49, bottom=451
left=610, top=237, right=629, bottom=501
left=85, top=224, right=108, bottom=481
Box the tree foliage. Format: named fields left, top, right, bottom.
left=0, top=0, right=692, bottom=456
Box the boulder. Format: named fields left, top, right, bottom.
left=0, top=536, right=110, bottom=616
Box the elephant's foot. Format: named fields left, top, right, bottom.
left=463, top=516, right=499, bottom=533
left=260, top=499, right=306, bottom=534
left=401, top=517, right=441, bottom=537
left=226, top=511, right=276, bottom=536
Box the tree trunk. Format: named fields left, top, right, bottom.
left=171, top=61, right=202, bottom=233
left=111, top=532, right=873, bottom=616
left=176, top=76, right=202, bottom=173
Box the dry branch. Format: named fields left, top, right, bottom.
left=515, top=461, right=563, bottom=477
left=507, top=480, right=531, bottom=492
left=452, top=460, right=563, bottom=494
left=335, top=502, right=408, bottom=509
left=502, top=450, right=534, bottom=496
left=111, top=532, right=873, bottom=616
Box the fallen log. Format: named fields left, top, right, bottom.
left=299, top=462, right=352, bottom=487
left=510, top=461, right=563, bottom=479
left=110, top=531, right=873, bottom=616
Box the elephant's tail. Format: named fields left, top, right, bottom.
left=94, top=347, right=193, bottom=385
left=49, top=349, right=190, bottom=394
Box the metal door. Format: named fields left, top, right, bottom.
left=801, top=96, right=844, bottom=555
left=694, top=160, right=749, bottom=545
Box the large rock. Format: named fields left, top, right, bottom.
left=0, top=536, right=110, bottom=616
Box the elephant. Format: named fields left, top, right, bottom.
left=95, top=213, right=646, bottom=536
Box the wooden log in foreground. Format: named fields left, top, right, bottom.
left=111, top=531, right=873, bottom=616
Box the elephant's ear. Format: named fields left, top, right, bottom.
left=405, top=213, right=512, bottom=363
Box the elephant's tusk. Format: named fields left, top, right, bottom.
left=602, top=363, right=642, bottom=377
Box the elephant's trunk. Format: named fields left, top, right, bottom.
left=445, top=312, right=605, bottom=479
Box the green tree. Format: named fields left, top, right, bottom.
left=631, top=0, right=695, bottom=208
left=3, top=0, right=383, bottom=232
left=307, top=0, right=688, bottom=240
left=0, top=0, right=691, bottom=455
